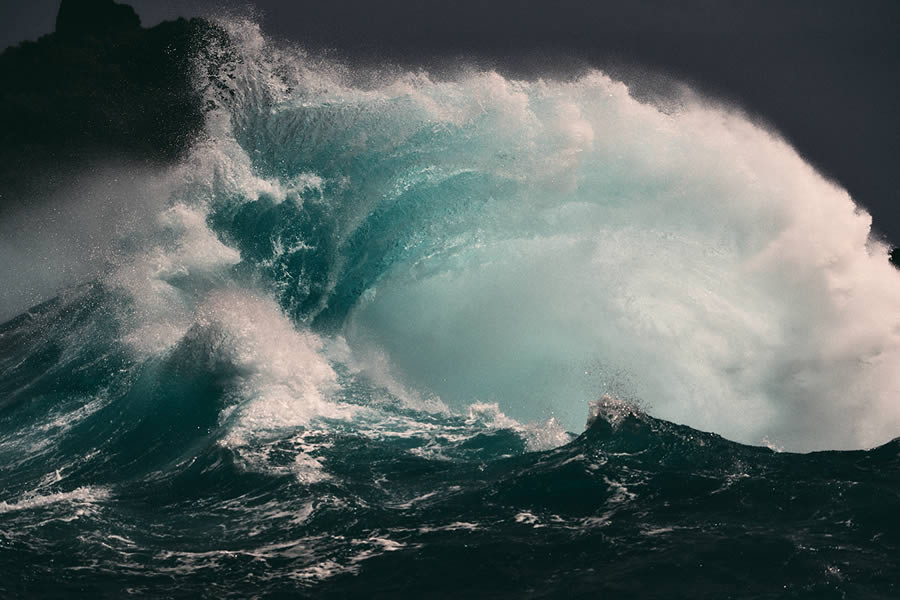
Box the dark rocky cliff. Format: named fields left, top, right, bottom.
left=0, top=0, right=216, bottom=212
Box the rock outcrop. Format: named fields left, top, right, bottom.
left=55, top=0, right=141, bottom=38
left=0, top=1, right=217, bottom=212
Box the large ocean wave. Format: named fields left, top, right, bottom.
left=89, top=17, right=900, bottom=451
left=1, top=17, right=899, bottom=598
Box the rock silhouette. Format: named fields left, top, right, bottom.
left=0, top=1, right=218, bottom=212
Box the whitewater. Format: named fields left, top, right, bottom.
left=1, top=17, right=898, bottom=599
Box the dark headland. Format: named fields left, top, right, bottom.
left=0, top=0, right=218, bottom=214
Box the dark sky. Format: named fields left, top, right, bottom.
left=3, top=0, right=899, bottom=244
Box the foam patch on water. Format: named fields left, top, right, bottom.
left=0, top=486, right=110, bottom=515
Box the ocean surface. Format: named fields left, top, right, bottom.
left=1, top=18, right=899, bottom=598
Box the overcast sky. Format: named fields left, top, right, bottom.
left=3, top=0, right=899, bottom=243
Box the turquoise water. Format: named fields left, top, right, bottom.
left=1, top=18, right=899, bottom=598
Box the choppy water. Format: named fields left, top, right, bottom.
left=1, top=18, right=899, bottom=599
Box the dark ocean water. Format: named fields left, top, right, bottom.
left=2, top=18, right=899, bottom=599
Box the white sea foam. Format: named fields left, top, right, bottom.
left=0, top=486, right=110, bottom=515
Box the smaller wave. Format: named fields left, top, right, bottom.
left=465, top=402, right=572, bottom=451
left=585, top=394, right=645, bottom=431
